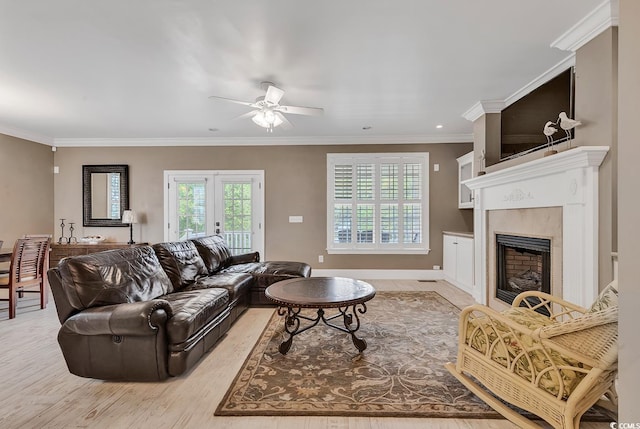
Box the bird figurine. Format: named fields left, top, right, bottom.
left=543, top=121, right=558, bottom=143
left=558, top=112, right=582, bottom=148
left=543, top=121, right=559, bottom=156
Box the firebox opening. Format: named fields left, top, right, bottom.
left=496, top=234, right=551, bottom=314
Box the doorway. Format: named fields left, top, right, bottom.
left=164, top=170, right=264, bottom=257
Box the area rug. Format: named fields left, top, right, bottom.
left=215, top=291, right=611, bottom=420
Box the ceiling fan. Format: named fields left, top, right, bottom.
left=209, top=82, right=324, bottom=132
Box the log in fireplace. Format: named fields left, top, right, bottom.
left=496, top=234, right=551, bottom=310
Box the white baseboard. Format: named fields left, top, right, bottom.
left=311, top=269, right=445, bottom=280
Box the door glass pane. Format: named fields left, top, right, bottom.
left=223, top=183, right=252, bottom=255
left=177, top=182, right=206, bottom=240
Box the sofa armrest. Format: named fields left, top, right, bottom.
left=228, top=251, right=260, bottom=265
left=511, top=291, right=588, bottom=321
left=61, top=300, right=173, bottom=337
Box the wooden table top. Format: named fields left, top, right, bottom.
left=265, top=277, right=376, bottom=308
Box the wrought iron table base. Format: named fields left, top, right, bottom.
left=277, top=303, right=368, bottom=355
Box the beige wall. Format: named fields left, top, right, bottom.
left=0, top=134, right=54, bottom=246
left=617, top=0, right=640, bottom=421
left=575, top=27, right=618, bottom=286
left=53, top=143, right=473, bottom=269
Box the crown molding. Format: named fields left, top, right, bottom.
left=52, top=133, right=473, bottom=147
left=462, top=54, right=576, bottom=122
left=462, top=100, right=505, bottom=122
left=550, top=0, right=619, bottom=52
left=0, top=123, right=54, bottom=145
left=504, top=54, right=576, bottom=108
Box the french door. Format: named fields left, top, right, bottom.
left=164, top=170, right=264, bottom=256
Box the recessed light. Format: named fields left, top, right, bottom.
left=362, top=126, right=372, bottom=130
left=436, top=124, right=443, bottom=129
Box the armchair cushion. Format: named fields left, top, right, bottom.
left=466, top=307, right=589, bottom=398
left=588, top=279, right=618, bottom=313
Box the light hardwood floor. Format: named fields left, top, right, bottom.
left=0, top=280, right=610, bottom=429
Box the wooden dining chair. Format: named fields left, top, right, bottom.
left=0, top=237, right=50, bottom=319
left=21, top=234, right=52, bottom=305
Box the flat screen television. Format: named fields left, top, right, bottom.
left=500, top=67, right=575, bottom=160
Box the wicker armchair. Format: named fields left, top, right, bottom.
left=445, top=281, right=618, bottom=429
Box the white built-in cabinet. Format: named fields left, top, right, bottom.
left=443, top=232, right=474, bottom=295
left=457, top=152, right=474, bottom=208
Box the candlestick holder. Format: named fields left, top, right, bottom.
left=58, top=218, right=68, bottom=244
left=68, top=222, right=77, bottom=243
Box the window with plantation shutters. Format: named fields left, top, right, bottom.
left=327, top=153, right=430, bottom=254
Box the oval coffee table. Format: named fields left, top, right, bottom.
left=265, top=277, right=376, bottom=355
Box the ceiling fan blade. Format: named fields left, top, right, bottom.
left=208, top=95, right=255, bottom=107
left=277, top=105, right=324, bottom=116
left=275, top=111, right=293, bottom=130
left=264, top=85, right=285, bottom=105
left=235, top=110, right=260, bottom=120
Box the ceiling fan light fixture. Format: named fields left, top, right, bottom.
left=252, top=108, right=283, bottom=132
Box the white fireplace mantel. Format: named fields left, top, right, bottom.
left=464, top=146, right=609, bottom=308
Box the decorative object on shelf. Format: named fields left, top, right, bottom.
left=68, top=222, right=77, bottom=243
left=79, top=235, right=106, bottom=244
left=543, top=120, right=559, bottom=156
left=122, top=210, right=138, bottom=244
left=557, top=111, right=582, bottom=149
left=58, top=219, right=68, bottom=244
left=477, top=149, right=486, bottom=176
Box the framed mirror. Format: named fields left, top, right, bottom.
left=83, top=165, right=130, bottom=227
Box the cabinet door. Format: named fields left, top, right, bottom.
left=443, top=235, right=457, bottom=282
left=456, top=237, right=474, bottom=293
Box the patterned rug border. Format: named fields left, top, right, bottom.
left=214, top=291, right=611, bottom=420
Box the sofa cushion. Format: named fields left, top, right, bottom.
left=191, top=235, right=232, bottom=274
left=161, top=288, right=229, bottom=345
left=186, top=272, right=253, bottom=302
left=57, top=246, right=173, bottom=310
left=152, top=241, right=208, bottom=291
left=220, top=261, right=312, bottom=288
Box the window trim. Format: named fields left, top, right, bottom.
left=326, top=152, right=430, bottom=255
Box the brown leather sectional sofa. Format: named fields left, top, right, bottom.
left=47, top=235, right=311, bottom=381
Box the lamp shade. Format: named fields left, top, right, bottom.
left=252, top=108, right=283, bottom=129
left=122, top=210, right=137, bottom=224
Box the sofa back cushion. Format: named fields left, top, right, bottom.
left=191, top=235, right=233, bottom=274
left=152, top=240, right=209, bottom=290
left=57, top=246, right=173, bottom=311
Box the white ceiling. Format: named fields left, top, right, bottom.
left=0, top=0, right=606, bottom=146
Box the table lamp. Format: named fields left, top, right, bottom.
left=122, top=210, right=137, bottom=244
